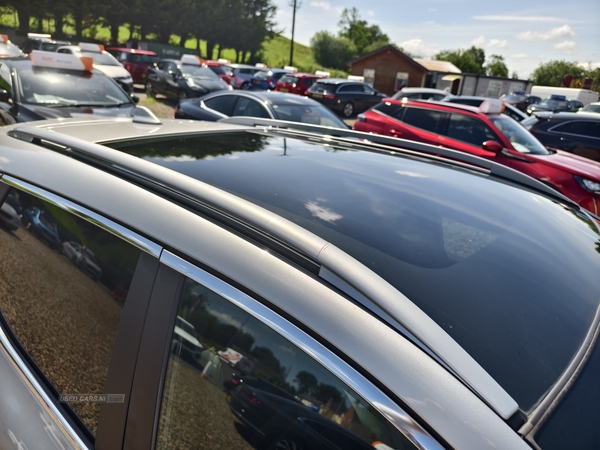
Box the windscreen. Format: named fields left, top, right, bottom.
left=81, top=51, right=121, bottom=66
left=107, top=132, right=600, bottom=413
left=17, top=67, right=132, bottom=106
left=538, top=98, right=568, bottom=110
left=0, top=42, right=24, bottom=57
left=490, top=116, right=550, bottom=154
left=271, top=103, right=347, bottom=128
left=181, top=65, right=219, bottom=80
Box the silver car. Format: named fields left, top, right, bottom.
left=0, top=111, right=598, bottom=449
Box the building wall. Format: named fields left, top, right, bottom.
left=350, top=50, right=427, bottom=96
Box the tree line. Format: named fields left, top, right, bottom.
left=0, top=0, right=277, bottom=62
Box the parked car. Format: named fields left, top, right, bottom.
left=0, top=34, right=24, bottom=58
left=171, top=316, right=204, bottom=364
left=307, top=78, right=387, bottom=117
left=175, top=90, right=348, bottom=128
left=0, top=51, right=137, bottom=124
left=21, top=206, right=61, bottom=248
left=392, top=87, right=450, bottom=101
left=205, top=60, right=233, bottom=84
left=227, top=63, right=263, bottom=89
left=275, top=73, right=324, bottom=96
left=60, top=241, right=103, bottom=280
left=445, top=95, right=529, bottom=122
left=522, top=112, right=600, bottom=162
left=581, top=102, right=600, bottom=114
left=527, top=95, right=584, bottom=115
left=0, top=202, right=21, bottom=231
left=19, top=33, right=70, bottom=54
left=248, top=69, right=291, bottom=91
left=56, top=43, right=134, bottom=94
left=106, top=47, right=158, bottom=84
left=500, top=90, right=541, bottom=112
left=354, top=98, right=600, bottom=214
left=0, top=112, right=600, bottom=449
left=145, top=55, right=231, bottom=101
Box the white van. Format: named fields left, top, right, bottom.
left=530, top=86, right=599, bottom=106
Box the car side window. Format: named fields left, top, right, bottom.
left=447, top=113, right=498, bottom=146
left=57, top=48, right=71, bottom=54
left=204, top=95, right=237, bottom=116
left=0, top=186, right=143, bottom=435
left=337, top=85, right=355, bottom=93
left=363, top=85, right=376, bottom=95
left=156, top=276, right=417, bottom=450
left=558, top=121, right=600, bottom=138
left=232, top=97, right=270, bottom=118
left=402, top=107, right=445, bottom=133
left=0, top=63, right=11, bottom=94
left=157, top=61, right=169, bottom=71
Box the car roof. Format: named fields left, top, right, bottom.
left=204, top=90, right=324, bottom=106
left=398, top=87, right=449, bottom=94
left=315, top=78, right=362, bottom=85
left=389, top=98, right=483, bottom=115
left=106, top=47, right=156, bottom=55
left=282, top=73, right=321, bottom=78
left=539, top=111, right=600, bottom=121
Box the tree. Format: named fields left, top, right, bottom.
left=337, top=7, right=389, bottom=55
left=434, top=47, right=485, bottom=74
left=310, top=31, right=356, bottom=70
left=531, top=60, right=586, bottom=86
left=485, top=55, right=508, bottom=77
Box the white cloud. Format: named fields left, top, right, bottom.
left=305, top=200, right=342, bottom=223
left=510, top=53, right=529, bottom=59
left=488, top=39, right=509, bottom=49
left=367, top=10, right=375, bottom=17
left=516, top=24, right=575, bottom=42
left=554, top=40, right=577, bottom=54
left=473, top=15, right=562, bottom=22
left=309, top=1, right=343, bottom=13
left=472, top=35, right=485, bottom=46
left=398, top=38, right=438, bottom=58
left=428, top=8, right=436, bottom=12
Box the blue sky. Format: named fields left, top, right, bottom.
left=272, top=0, right=600, bottom=78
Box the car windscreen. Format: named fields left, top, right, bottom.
left=0, top=42, right=24, bottom=57
left=271, top=103, right=347, bottom=128
left=308, top=83, right=334, bottom=95
left=181, top=65, right=219, bottom=80
left=208, top=66, right=226, bottom=75
left=490, top=116, right=550, bottom=154
left=279, top=75, right=298, bottom=84
left=538, top=99, right=568, bottom=110
left=17, top=67, right=132, bottom=106
left=582, top=104, right=600, bottom=113
left=81, top=51, right=121, bottom=66
left=503, top=94, right=526, bottom=102
left=40, top=42, right=63, bottom=52
left=127, top=53, right=158, bottom=64
left=107, top=132, right=600, bottom=413
left=253, top=70, right=272, bottom=79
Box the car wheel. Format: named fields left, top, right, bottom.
left=342, top=102, right=354, bottom=118
left=145, top=82, right=155, bottom=98
left=179, top=91, right=188, bottom=101
left=241, top=82, right=250, bottom=90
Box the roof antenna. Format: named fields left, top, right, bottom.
left=131, top=106, right=162, bottom=125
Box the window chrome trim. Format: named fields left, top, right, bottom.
left=161, top=250, right=443, bottom=450
left=0, top=175, right=162, bottom=258
left=0, top=323, right=89, bottom=449
left=548, top=121, right=600, bottom=141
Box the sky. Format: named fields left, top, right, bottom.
left=271, top=0, right=600, bottom=79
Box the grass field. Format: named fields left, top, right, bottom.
left=0, top=13, right=347, bottom=76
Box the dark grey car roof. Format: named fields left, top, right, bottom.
left=201, top=90, right=326, bottom=106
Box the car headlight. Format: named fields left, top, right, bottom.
left=186, top=78, right=195, bottom=88
left=574, top=176, right=600, bottom=193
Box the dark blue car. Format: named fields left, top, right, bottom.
left=22, top=206, right=61, bottom=248
left=249, top=69, right=291, bottom=91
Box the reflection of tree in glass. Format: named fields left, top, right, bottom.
left=294, top=370, right=318, bottom=395
left=251, top=346, right=284, bottom=375
left=596, top=239, right=600, bottom=254
left=106, top=133, right=270, bottom=160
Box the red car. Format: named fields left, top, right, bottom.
left=106, top=47, right=158, bottom=84
left=354, top=98, right=600, bottom=214
left=275, top=73, right=324, bottom=96
left=206, top=60, right=233, bottom=84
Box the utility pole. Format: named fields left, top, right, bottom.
left=289, top=0, right=302, bottom=66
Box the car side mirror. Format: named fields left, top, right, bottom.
left=131, top=95, right=140, bottom=104
left=0, top=89, right=10, bottom=103
left=482, top=140, right=503, bottom=153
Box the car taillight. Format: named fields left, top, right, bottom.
left=268, top=80, right=274, bottom=86
left=242, top=391, right=261, bottom=405
left=324, top=94, right=335, bottom=99
left=124, top=63, right=132, bottom=72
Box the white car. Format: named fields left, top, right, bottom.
left=56, top=43, right=133, bottom=94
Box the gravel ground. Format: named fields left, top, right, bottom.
left=0, top=224, right=123, bottom=435
left=156, top=356, right=256, bottom=450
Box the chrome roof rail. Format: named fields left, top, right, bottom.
left=8, top=124, right=519, bottom=420
left=218, top=116, right=577, bottom=208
